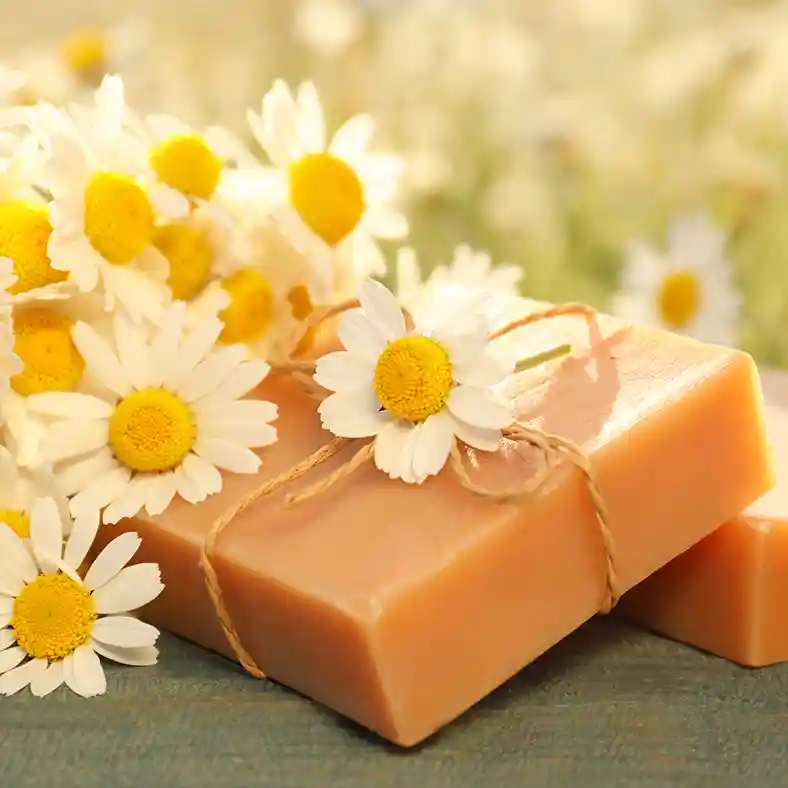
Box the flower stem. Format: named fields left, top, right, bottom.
left=514, top=343, right=572, bottom=373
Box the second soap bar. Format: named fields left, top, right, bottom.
left=620, top=368, right=788, bottom=667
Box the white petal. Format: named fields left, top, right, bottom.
left=62, top=653, right=78, bottom=695
left=148, top=301, right=186, bottom=386
left=447, top=385, right=513, bottom=430
left=181, top=453, right=222, bottom=496
left=452, top=349, right=510, bottom=388
left=374, top=420, right=415, bottom=481
left=318, top=389, right=389, bottom=438
left=62, top=509, right=101, bottom=571
left=330, top=114, right=374, bottom=159
left=92, top=616, right=159, bottom=649
left=314, top=351, right=374, bottom=392
left=358, top=280, right=406, bottom=341
left=0, top=646, right=25, bottom=675
left=148, top=182, right=190, bottom=218
left=91, top=563, right=164, bottom=615
left=91, top=640, right=158, bottom=666
left=0, top=524, right=38, bottom=585
left=177, top=345, right=247, bottom=403
left=113, top=312, right=151, bottom=390
left=295, top=81, right=326, bottom=152
left=198, top=413, right=278, bottom=449
left=172, top=467, right=206, bottom=504
left=411, top=411, right=453, bottom=482
left=42, top=420, right=109, bottom=464
left=30, top=660, right=64, bottom=697
left=200, top=359, right=270, bottom=405
left=363, top=206, right=409, bottom=240
left=446, top=412, right=502, bottom=452
left=192, top=438, right=260, bottom=474
left=72, top=321, right=132, bottom=397
left=70, top=644, right=107, bottom=698
left=0, top=629, right=15, bottom=650
left=101, top=264, right=169, bottom=325
left=0, top=598, right=13, bottom=628
left=162, top=317, right=223, bottom=391
left=69, top=466, right=132, bottom=520
left=56, top=449, right=118, bottom=497
left=29, top=496, right=64, bottom=575
left=25, top=392, right=113, bottom=420
left=0, top=658, right=47, bottom=695
left=195, top=398, right=278, bottom=427
left=142, top=474, right=179, bottom=516
left=337, top=309, right=387, bottom=363
left=102, top=476, right=152, bottom=524
left=83, top=532, right=141, bottom=592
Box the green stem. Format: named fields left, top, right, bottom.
left=514, top=343, right=572, bottom=373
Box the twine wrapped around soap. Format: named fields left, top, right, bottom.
left=199, top=301, right=620, bottom=679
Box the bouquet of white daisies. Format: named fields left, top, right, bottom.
left=0, top=74, right=526, bottom=698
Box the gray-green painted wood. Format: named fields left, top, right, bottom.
left=2, top=618, right=787, bottom=787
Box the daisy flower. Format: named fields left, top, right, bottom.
left=0, top=496, right=163, bottom=698
left=188, top=215, right=327, bottom=362
left=395, top=244, right=523, bottom=327
left=0, top=445, right=69, bottom=539
left=140, top=113, right=232, bottom=224
left=2, top=294, right=110, bottom=468
left=30, top=301, right=277, bottom=524
left=247, top=80, right=407, bottom=292
left=314, top=279, right=514, bottom=484
left=40, top=78, right=189, bottom=323
left=612, top=212, right=741, bottom=346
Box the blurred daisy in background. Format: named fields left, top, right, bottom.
left=0, top=496, right=163, bottom=698
left=395, top=244, right=523, bottom=328
left=612, top=213, right=741, bottom=346
left=4, top=20, right=148, bottom=107
left=246, top=80, right=407, bottom=293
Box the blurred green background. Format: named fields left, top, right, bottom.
left=4, top=0, right=788, bottom=363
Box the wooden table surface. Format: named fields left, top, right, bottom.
left=2, top=617, right=787, bottom=787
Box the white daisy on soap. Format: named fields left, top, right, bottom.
left=28, top=301, right=278, bottom=524
left=314, top=279, right=514, bottom=484
left=242, top=80, right=408, bottom=292
left=0, top=496, right=163, bottom=698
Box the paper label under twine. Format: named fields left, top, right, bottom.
left=199, top=301, right=620, bottom=679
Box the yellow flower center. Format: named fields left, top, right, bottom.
left=656, top=270, right=702, bottom=329
left=59, top=28, right=108, bottom=79
left=154, top=224, right=214, bottom=301
left=13, top=574, right=96, bottom=661
left=218, top=269, right=275, bottom=345
left=373, top=336, right=453, bottom=422
left=0, top=201, right=68, bottom=294
left=288, top=153, right=365, bottom=246
left=150, top=134, right=223, bottom=202
left=0, top=509, right=31, bottom=539
left=11, top=309, right=85, bottom=396
left=109, top=387, right=196, bottom=473
left=287, top=284, right=319, bottom=356
left=83, top=172, right=155, bottom=265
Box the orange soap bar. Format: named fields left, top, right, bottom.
left=620, top=368, right=788, bottom=667
left=95, top=310, right=771, bottom=746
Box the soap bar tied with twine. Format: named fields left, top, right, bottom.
left=199, top=296, right=621, bottom=679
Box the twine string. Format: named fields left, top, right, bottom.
left=200, top=300, right=619, bottom=678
